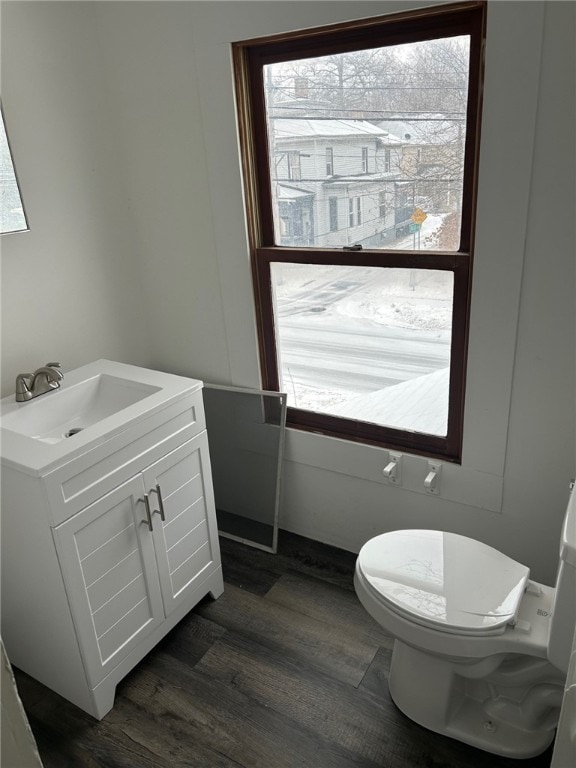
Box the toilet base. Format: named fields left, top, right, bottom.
left=388, top=640, right=564, bottom=758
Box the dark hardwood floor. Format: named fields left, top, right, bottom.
left=14, top=532, right=554, bottom=768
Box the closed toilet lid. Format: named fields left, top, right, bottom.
left=358, top=530, right=530, bottom=635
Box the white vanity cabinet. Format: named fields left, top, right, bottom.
left=53, top=432, right=219, bottom=690
left=1, top=363, right=223, bottom=720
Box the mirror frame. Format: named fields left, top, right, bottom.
left=1, top=103, right=29, bottom=235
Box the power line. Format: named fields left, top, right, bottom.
left=274, top=176, right=463, bottom=184
left=268, top=112, right=467, bottom=120
left=268, top=78, right=467, bottom=90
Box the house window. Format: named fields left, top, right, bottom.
left=379, top=191, right=386, bottom=219
left=348, top=197, right=362, bottom=227
left=287, top=151, right=301, bottom=181
left=326, top=147, right=334, bottom=176
left=233, top=1, right=486, bottom=461
left=329, top=197, right=338, bottom=232
left=383, top=148, right=391, bottom=173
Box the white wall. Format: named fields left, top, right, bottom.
left=189, top=0, right=575, bottom=584
left=0, top=1, right=151, bottom=393
left=1, top=1, right=574, bottom=584
left=91, top=2, right=231, bottom=383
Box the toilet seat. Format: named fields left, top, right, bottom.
left=357, top=530, right=530, bottom=636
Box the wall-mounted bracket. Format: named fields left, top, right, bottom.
left=383, top=451, right=402, bottom=485
left=425, top=461, right=442, bottom=495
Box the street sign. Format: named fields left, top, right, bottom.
left=409, top=223, right=420, bottom=233
left=411, top=208, right=427, bottom=225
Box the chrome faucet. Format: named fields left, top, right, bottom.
left=15, top=362, right=63, bottom=402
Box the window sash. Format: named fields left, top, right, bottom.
left=253, top=246, right=470, bottom=459
left=235, top=2, right=484, bottom=253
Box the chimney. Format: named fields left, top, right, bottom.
left=294, top=77, right=309, bottom=99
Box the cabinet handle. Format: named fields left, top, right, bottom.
left=151, top=484, right=166, bottom=522
left=142, top=493, right=154, bottom=532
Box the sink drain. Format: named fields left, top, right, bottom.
left=65, top=427, right=84, bottom=438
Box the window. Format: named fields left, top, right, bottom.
left=348, top=196, right=362, bottom=227
left=326, top=147, right=334, bottom=176
left=287, top=151, right=301, bottom=181
left=379, top=191, right=386, bottom=219
left=233, top=1, right=486, bottom=461
left=383, top=148, right=392, bottom=174
left=329, top=196, right=338, bottom=232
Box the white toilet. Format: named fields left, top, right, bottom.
left=354, top=486, right=576, bottom=758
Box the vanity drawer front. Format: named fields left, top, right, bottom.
left=45, top=391, right=206, bottom=526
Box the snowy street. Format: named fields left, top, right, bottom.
left=278, top=316, right=450, bottom=403
left=273, top=219, right=453, bottom=419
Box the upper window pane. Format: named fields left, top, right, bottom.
left=263, top=36, right=470, bottom=251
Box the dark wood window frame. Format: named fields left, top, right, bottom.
left=233, top=1, right=486, bottom=463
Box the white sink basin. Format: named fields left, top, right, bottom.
left=2, top=374, right=161, bottom=444
left=1, top=360, right=202, bottom=475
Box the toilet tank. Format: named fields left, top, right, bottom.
left=548, top=484, right=576, bottom=674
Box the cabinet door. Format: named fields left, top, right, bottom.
left=143, top=432, right=221, bottom=615
left=53, top=475, right=165, bottom=687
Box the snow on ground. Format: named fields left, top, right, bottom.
left=283, top=365, right=449, bottom=436
left=284, top=381, right=350, bottom=413
left=331, top=368, right=449, bottom=435
left=332, top=267, right=453, bottom=331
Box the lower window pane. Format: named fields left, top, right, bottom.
left=271, top=263, right=453, bottom=437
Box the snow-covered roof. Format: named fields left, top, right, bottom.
left=330, top=367, right=449, bottom=436
left=273, top=118, right=402, bottom=142
left=277, top=184, right=314, bottom=200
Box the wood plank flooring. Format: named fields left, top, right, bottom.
left=13, top=532, right=555, bottom=768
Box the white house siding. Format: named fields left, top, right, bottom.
left=274, top=136, right=384, bottom=182
left=344, top=182, right=388, bottom=246
left=316, top=190, right=347, bottom=247
left=274, top=124, right=403, bottom=248
left=329, top=139, right=373, bottom=177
